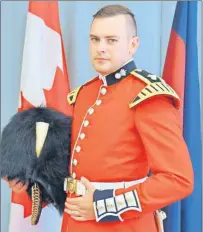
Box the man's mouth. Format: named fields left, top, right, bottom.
left=95, top=58, right=109, bottom=61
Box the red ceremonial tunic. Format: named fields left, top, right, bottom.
left=61, top=62, right=194, bottom=232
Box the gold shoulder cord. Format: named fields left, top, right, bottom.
left=129, top=69, right=180, bottom=109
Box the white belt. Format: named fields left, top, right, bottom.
left=92, top=177, right=147, bottom=190
left=64, top=177, right=147, bottom=196
left=64, top=176, right=166, bottom=232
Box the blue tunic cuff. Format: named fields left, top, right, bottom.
left=93, top=189, right=142, bottom=222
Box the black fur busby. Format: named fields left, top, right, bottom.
left=0, top=107, right=72, bottom=225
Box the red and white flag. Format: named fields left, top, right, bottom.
left=9, top=1, right=72, bottom=231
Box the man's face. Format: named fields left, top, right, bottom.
left=89, top=14, right=138, bottom=75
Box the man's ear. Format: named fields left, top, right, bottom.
left=130, top=36, right=139, bottom=55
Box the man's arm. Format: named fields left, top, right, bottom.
left=93, top=96, right=194, bottom=222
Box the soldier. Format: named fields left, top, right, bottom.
left=4, top=4, right=194, bottom=232
left=61, top=4, right=194, bottom=232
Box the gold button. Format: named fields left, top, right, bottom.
left=97, top=205, right=104, bottom=210
left=88, top=108, right=94, bottom=115
left=72, top=159, right=78, bottom=166
left=96, top=100, right=102, bottom=106
left=117, top=201, right=123, bottom=206
left=83, top=120, right=89, bottom=127
left=80, top=133, right=85, bottom=140
left=101, top=88, right=107, bottom=95
left=126, top=195, right=133, bottom=200
left=75, top=145, right=81, bottom=153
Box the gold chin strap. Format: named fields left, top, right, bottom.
left=31, top=122, right=49, bottom=225
left=31, top=183, right=42, bottom=225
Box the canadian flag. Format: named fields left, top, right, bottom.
left=9, top=1, right=72, bottom=231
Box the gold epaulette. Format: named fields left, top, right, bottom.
left=129, top=69, right=180, bottom=109
left=67, top=86, right=82, bottom=105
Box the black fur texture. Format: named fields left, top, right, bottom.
left=0, top=107, right=72, bottom=214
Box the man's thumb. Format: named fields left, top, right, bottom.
left=81, top=177, right=94, bottom=191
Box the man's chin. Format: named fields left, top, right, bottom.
left=94, top=64, right=112, bottom=76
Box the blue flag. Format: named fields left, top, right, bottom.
left=163, top=2, right=202, bottom=232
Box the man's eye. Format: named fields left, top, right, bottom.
left=91, top=37, right=99, bottom=42
left=107, top=39, right=117, bottom=44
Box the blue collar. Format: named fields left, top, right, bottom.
left=100, top=60, right=136, bottom=86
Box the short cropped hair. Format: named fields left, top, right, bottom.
left=93, top=4, right=137, bottom=36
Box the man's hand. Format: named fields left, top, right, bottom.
left=2, top=177, right=28, bottom=193
left=65, top=177, right=96, bottom=221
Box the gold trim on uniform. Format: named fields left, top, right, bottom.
left=131, top=70, right=151, bottom=85
left=130, top=69, right=180, bottom=109
left=67, top=86, right=82, bottom=105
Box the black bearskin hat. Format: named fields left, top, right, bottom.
left=0, top=107, right=72, bottom=225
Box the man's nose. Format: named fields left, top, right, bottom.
left=96, top=40, right=107, bottom=53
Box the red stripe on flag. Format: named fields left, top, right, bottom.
left=18, top=92, right=34, bottom=112
left=43, top=49, right=72, bottom=116
left=12, top=192, right=47, bottom=218
left=11, top=192, right=32, bottom=218
left=28, top=1, right=61, bottom=34
left=163, top=29, right=186, bottom=123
